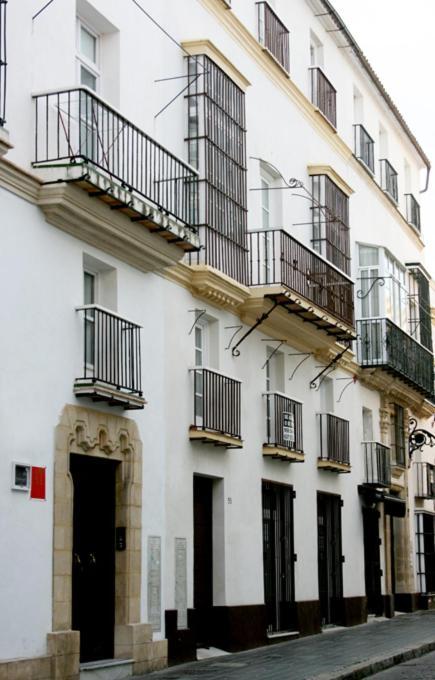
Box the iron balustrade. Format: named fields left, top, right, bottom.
left=264, top=392, right=303, bottom=452
left=415, top=462, right=435, bottom=499
left=379, top=159, right=398, bottom=202
left=318, top=413, right=350, bottom=466
left=354, top=124, right=374, bottom=173
left=257, top=2, right=290, bottom=73
left=310, top=67, right=337, bottom=128
left=356, top=317, right=434, bottom=398
left=33, top=88, right=197, bottom=228
left=363, top=442, right=391, bottom=487
left=248, top=229, right=354, bottom=327
left=405, top=193, right=421, bottom=232
left=192, top=368, right=241, bottom=439
left=76, top=305, right=142, bottom=397
left=0, top=0, right=6, bottom=125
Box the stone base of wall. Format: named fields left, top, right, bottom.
left=0, top=626, right=167, bottom=680
left=165, top=610, right=196, bottom=666
left=394, top=592, right=420, bottom=613
left=383, top=594, right=395, bottom=618
left=342, top=596, right=367, bottom=627
left=209, top=605, right=267, bottom=653
left=295, top=600, right=321, bottom=636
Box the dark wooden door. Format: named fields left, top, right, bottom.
left=193, top=476, right=213, bottom=645
left=71, top=454, right=117, bottom=662
left=262, top=481, right=295, bottom=633
left=317, top=493, right=343, bottom=625
left=363, top=508, right=383, bottom=615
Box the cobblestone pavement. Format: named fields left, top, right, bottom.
left=141, top=610, right=435, bottom=680
left=370, top=649, right=435, bottom=678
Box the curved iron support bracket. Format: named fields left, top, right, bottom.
left=288, top=353, right=312, bottom=381
left=310, top=344, right=350, bottom=390
left=231, top=301, right=280, bottom=357
left=356, top=276, right=389, bottom=300
left=408, top=417, right=435, bottom=462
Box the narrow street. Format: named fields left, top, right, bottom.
left=371, top=650, right=435, bottom=678
left=143, top=611, right=435, bottom=680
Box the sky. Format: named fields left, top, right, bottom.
left=330, top=0, right=435, bottom=266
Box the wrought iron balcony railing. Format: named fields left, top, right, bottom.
left=248, top=229, right=354, bottom=327
left=415, top=462, right=435, bottom=499
left=380, top=159, right=398, bottom=202
left=310, top=67, right=337, bottom=128
left=363, top=442, right=391, bottom=487
left=0, top=0, right=6, bottom=126
left=75, top=305, right=143, bottom=408
left=33, top=88, right=197, bottom=229
left=191, top=368, right=241, bottom=441
left=257, top=2, right=290, bottom=72
left=354, top=124, right=374, bottom=173
left=318, top=413, right=350, bottom=466
left=264, top=392, right=303, bottom=452
left=356, top=318, right=434, bottom=398
left=405, top=193, right=421, bottom=232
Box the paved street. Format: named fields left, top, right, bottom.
left=370, top=650, right=435, bottom=678
left=143, top=611, right=435, bottom=680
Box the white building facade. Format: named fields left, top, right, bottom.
left=0, top=0, right=434, bottom=678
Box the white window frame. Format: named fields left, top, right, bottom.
left=76, top=18, right=101, bottom=92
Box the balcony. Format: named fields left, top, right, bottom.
left=257, top=2, right=290, bottom=73
left=405, top=193, right=421, bottom=233
left=74, top=305, right=145, bottom=409
left=189, top=368, right=242, bottom=448
left=356, top=318, right=434, bottom=398
left=310, top=67, right=337, bottom=128
left=362, top=442, right=391, bottom=488
left=354, top=124, right=374, bottom=174
left=379, top=159, right=398, bottom=203
left=33, top=88, right=199, bottom=252
left=262, top=392, right=304, bottom=462
left=248, top=229, right=354, bottom=340
left=415, top=463, right=435, bottom=499
left=318, top=413, right=350, bottom=473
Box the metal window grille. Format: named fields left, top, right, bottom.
left=0, top=0, right=6, bottom=126
left=248, top=229, right=354, bottom=326
left=415, top=463, right=435, bottom=499
left=405, top=193, right=421, bottom=232
left=318, top=413, right=350, bottom=465
left=264, top=393, right=303, bottom=452
left=354, top=124, right=374, bottom=173
left=186, top=54, right=248, bottom=284
left=76, top=306, right=142, bottom=396
left=356, top=318, right=434, bottom=398
left=311, top=174, right=350, bottom=275
left=380, top=159, right=398, bottom=202
left=363, top=442, right=391, bottom=487
left=192, top=368, right=241, bottom=439
left=33, top=88, right=197, bottom=229
left=310, top=67, right=337, bottom=127
left=257, top=2, right=290, bottom=73
left=408, top=266, right=432, bottom=351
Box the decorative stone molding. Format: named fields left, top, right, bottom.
left=0, top=126, right=13, bottom=157
left=0, top=156, right=41, bottom=203
left=189, top=264, right=251, bottom=311
left=181, top=39, right=251, bottom=91
left=307, top=164, right=354, bottom=196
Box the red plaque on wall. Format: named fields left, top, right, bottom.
left=30, top=466, right=46, bottom=500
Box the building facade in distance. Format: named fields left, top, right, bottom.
left=0, top=0, right=434, bottom=678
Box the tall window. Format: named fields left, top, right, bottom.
left=408, top=266, right=433, bottom=351
left=390, top=404, right=406, bottom=467
left=385, top=252, right=407, bottom=328
left=311, top=175, right=350, bottom=275
left=77, top=20, right=100, bottom=92
left=84, top=271, right=96, bottom=368
left=186, top=55, right=247, bottom=284
left=358, top=245, right=380, bottom=319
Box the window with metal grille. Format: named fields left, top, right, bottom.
left=390, top=404, right=406, bottom=467
left=311, top=175, right=350, bottom=275
left=186, top=54, right=248, bottom=284
left=415, top=513, right=435, bottom=594
left=407, top=266, right=433, bottom=352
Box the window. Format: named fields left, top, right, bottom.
left=311, top=175, right=350, bottom=275
left=390, top=404, right=406, bottom=467
left=358, top=245, right=380, bottom=319
left=84, top=271, right=96, bottom=368
left=385, top=252, right=407, bottom=328
left=362, top=407, right=373, bottom=441
left=353, top=87, right=364, bottom=122
left=186, top=54, right=247, bottom=283
left=309, top=31, right=323, bottom=67
left=77, top=20, right=100, bottom=92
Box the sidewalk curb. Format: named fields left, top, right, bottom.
left=309, top=640, right=435, bottom=679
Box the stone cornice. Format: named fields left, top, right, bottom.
left=0, top=156, right=41, bottom=203
left=308, top=164, right=354, bottom=196
left=182, top=39, right=251, bottom=91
